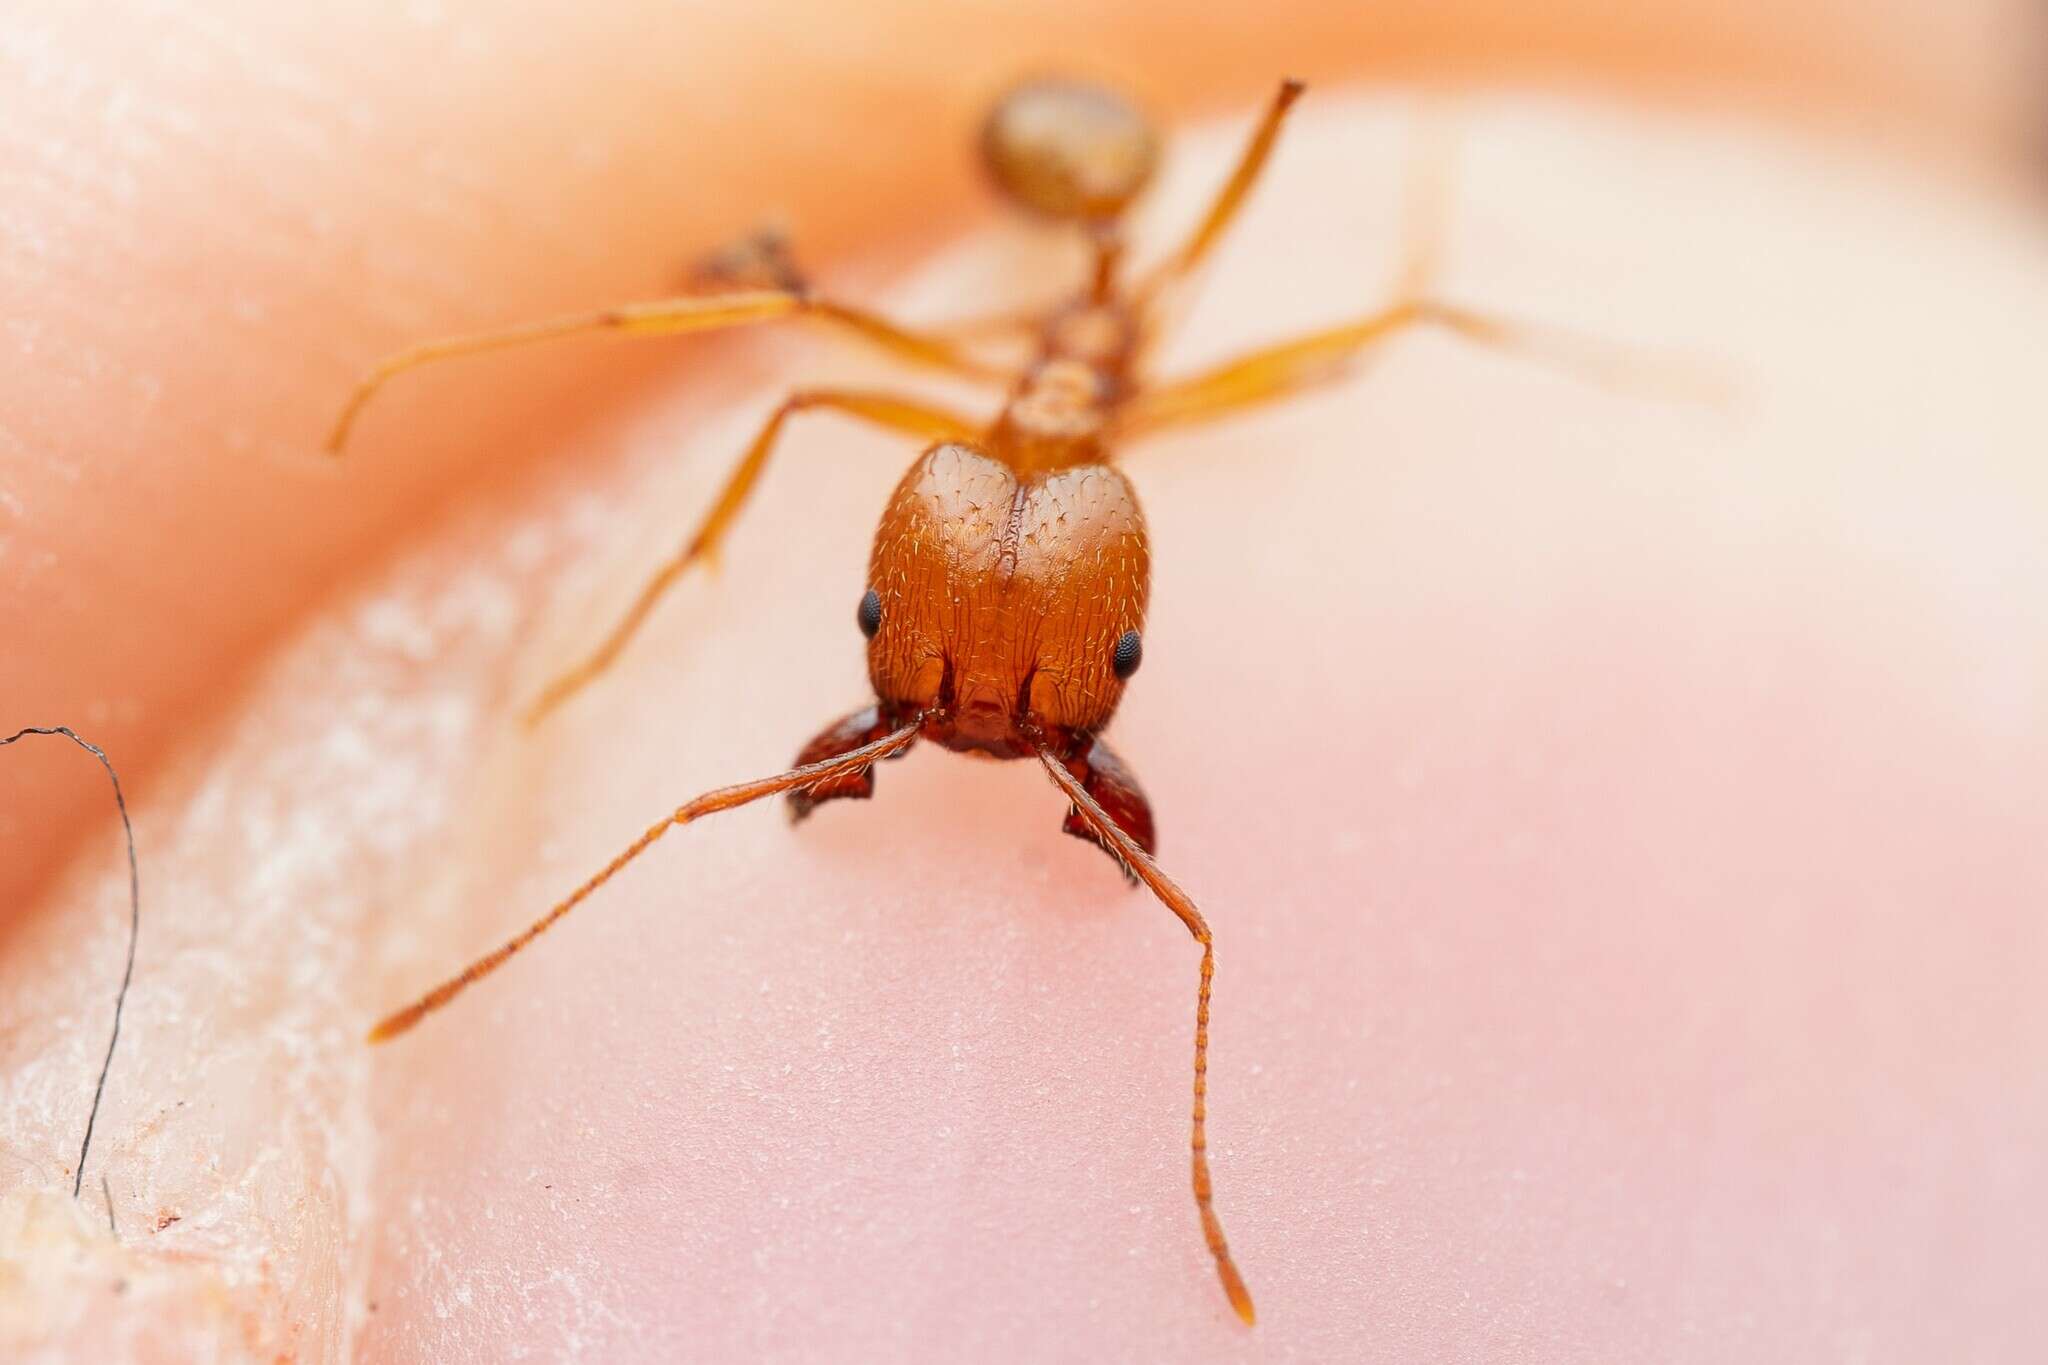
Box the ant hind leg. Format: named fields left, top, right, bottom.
left=1133, top=78, right=1307, bottom=309
left=327, top=289, right=1008, bottom=454
left=1120, top=109, right=1721, bottom=438
left=680, top=226, right=1037, bottom=347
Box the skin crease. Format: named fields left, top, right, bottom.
left=3, top=3, right=2048, bottom=1363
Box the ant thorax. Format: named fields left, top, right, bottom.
left=992, top=359, right=1112, bottom=469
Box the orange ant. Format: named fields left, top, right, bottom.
left=332, top=77, right=1631, bottom=1326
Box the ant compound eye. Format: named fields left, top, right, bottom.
left=1111, top=629, right=1142, bottom=680
left=857, top=588, right=884, bottom=639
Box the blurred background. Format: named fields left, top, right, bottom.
left=3, top=0, right=2042, bottom=914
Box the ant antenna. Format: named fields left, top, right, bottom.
left=1037, top=744, right=1257, bottom=1325
left=369, top=721, right=920, bottom=1041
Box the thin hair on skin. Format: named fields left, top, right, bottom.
left=3, top=726, right=142, bottom=1219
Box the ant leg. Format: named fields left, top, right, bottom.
left=1132, top=78, right=1306, bottom=308
left=1054, top=734, right=1157, bottom=881
left=685, top=226, right=1042, bottom=357
left=1116, top=297, right=1717, bottom=438
left=524, top=388, right=981, bottom=726
left=679, top=229, right=1037, bottom=344
left=326, top=288, right=1009, bottom=453
left=1037, top=743, right=1256, bottom=1326
left=1121, top=108, right=1718, bottom=436
left=368, top=718, right=921, bottom=1043
left=785, top=703, right=919, bottom=820
left=1117, top=298, right=1487, bottom=434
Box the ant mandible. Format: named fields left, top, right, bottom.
left=333, top=77, right=1585, bottom=1326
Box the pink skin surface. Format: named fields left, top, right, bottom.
left=4, top=5, right=2048, bottom=1362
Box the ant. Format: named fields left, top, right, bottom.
left=331, top=76, right=1620, bottom=1326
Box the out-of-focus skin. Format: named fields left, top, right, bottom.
left=2, top=0, right=2040, bottom=911
left=4, top=3, right=2047, bottom=1362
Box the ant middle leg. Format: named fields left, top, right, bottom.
left=1119, top=112, right=1712, bottom=436
left=1114, top=299, right=1491, bottom=435
left=523, top=389, right=982, bottom=726
left=1116, top=297, right=1716, bottom=437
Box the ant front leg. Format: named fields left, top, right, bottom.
left=522, top=388, right=980, bottom=726
left=786, top=704, right=918, bottom=821
left=1056, top=733, right=1156, bottom=881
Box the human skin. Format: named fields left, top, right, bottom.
left=4, top=3, right=2047, bottom=1362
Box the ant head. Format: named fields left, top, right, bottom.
left=980, top=78, right=1159, bottom=224
left=862, top=442, right=1149, bottom=751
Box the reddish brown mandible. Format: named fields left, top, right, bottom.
left=332, top=75, right=1603, bottom=1327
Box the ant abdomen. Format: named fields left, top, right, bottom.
left=979, top=78, right=1159, bottom=223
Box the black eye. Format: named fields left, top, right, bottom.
left=1112, top=628, right=1142, bottom=680
left=857, top=588, right=883, bottom=639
